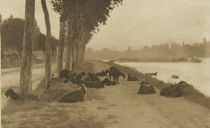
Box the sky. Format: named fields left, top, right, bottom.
left=0, top=0, right=210, bottom=50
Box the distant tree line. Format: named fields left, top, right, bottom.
left=85, top=39, right=210, bottom=60
left=140, top=39, right=210, bottom=58
left=1, top=16, right=58, bottom=57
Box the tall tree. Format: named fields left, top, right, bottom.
left=20, top=0, right=35, bottom=99
left=51, top=0, right=123, bottom=71
left=51, top=0, right=67, bottom=72
left=64, top=20, right=73, bottom=70
left=57, top=19, right=66, bottom=72
left=41, top=0, right=52, bottom=89
left=0, top=14, right=2, bottom=48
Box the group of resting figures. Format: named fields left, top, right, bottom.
left=56, top=66, right=126, bottom=86
left=5, top=66, right=191, bottom=103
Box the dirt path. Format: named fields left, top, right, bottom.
left=92, top=61, right=210, bottom=128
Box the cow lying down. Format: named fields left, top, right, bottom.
left=160, top=81, right=191, bottom=98
left=84, top=81, right=105, bottom=88
left=127, top=73, right=139, bottom=81
left=102, top=78, right=117, bottom=86
left=138, top=81, right=156, bottom=94
left=5, top=88, right=39, bottom=101
left=59, top=84, right=87, bottom=103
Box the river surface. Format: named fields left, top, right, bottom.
left=116, top=58, right=210, bottom=97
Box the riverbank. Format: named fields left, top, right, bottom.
left=115, top=58, right=210, bottom=98
left=2, top=61, right=210, bottom=128
left=107, top=61, right=210, bottom=109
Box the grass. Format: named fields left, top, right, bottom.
left=2, top=62, right=106, bottom=128
left=2, top=101, right=104, bottom=128
left=2, top=81, right=105, bottom=128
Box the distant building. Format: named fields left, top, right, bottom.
left=126, top=46, right=132, bottom=57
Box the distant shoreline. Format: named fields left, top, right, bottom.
left=115, top=57, right=203, bottom=63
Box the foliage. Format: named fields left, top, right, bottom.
left=1, top=17, right=58, bottom=56
left=51, top=0, right=123, bottom=42
left=51, top=0, right=123, bottom=70
left=36, top=33, right=58, bottom=56
left=1, top=17, right=25, bottom=54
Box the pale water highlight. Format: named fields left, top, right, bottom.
left=116, top=58, right=210, bottom=97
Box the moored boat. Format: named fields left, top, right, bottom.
left=188, top=58, right=202, bottom=63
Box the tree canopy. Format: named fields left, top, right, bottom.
left=1, top=17, right=58, bottom=55
left=51, top=0, right=123, bottom=41
left=51, top=0, right=123, bottom=71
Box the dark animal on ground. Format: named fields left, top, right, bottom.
left=102, top=78, right=117, bottom=86
left=68, top=72, right=76, bottom=82
left=5, top=88, right=39, bottom=101
left=84, top=81, right=105, bottom=88
left=59, top=84, right=87, bottom=103
left=176, top=81, right=193, bottom=95
left=177, top=81, right=190, bottom=87
left=145, top=72, right=158, bottom=76
left=5, top=89, right=19, bottom=100
left=109, top=66, right=126, bottom=84
left=86, top=73, right=100, bottom=82
left=80, top=72, right=89, bottom=82
left=171, top=75, right=179, bottom=79
left=72, top=74, right=83, bottom=85
left=96, top=69, right=109, bottom=76
left=81, top=72, right=86, bottom=76
left=51, top=74, right=59, bottom=81
left=127, top=73, right=139, bottom=81
left=160, top=85, right=183, bottom=97
left=59, top=69, right=71, bottom=82
left=138, top=81, right=156, bottom=94
left=67, top=72, right=89, bottom=85
left=67, top=72, right=84, bottom=85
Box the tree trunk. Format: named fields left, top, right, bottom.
left=0, top=14, right=2, bottom=47
left=75, top=41, right=80, bottom=66
left=69, top=41, right=73, bottom=69
left=77, top=40, right=84, bottom=66
left=81, top=33, right=88, bottom=64
left=71, top=39, right=78, bottom=71
left=80, top=43, right=86, bottom=63
left=20, top=0, right=35, bottom=99
left=57, top=20, right=65, bottom=72
left=78, top=31, right=88, bottom=64
left=65, top=41, right=72, bottom=70
left=41, top=0, right=51, bottom=89
left=77, top=42, right=81, bottom=65
left=65, top=22, right=73, bottom=70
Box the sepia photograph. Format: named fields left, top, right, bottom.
left=0, top=0, right=210, bottom=128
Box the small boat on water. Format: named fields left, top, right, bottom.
left=171, top=75, right=179, bottom=79
left=187, top=58, right=202, bottom=63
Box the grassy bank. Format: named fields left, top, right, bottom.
left=2, top=61, right=105, bottom=128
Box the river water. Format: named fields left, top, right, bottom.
left=116, top=58, right=210, bottom=97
